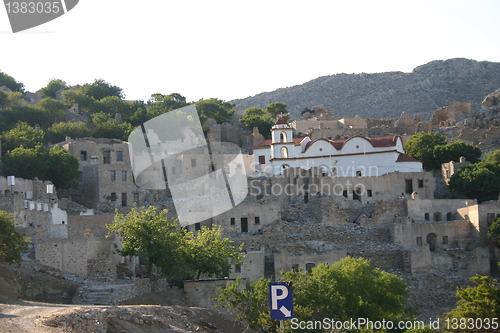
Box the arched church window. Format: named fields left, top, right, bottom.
left=281, top=146, right=288, bottom=159
left=280, top=131, right=288, bottom=143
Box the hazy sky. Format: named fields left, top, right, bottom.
left=1, top=0, right=499, bottom=103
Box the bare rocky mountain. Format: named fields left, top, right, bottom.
left=232, top=58, right=500, bottom=119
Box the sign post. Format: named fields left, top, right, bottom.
left=269, top=282, right=294, bottom=333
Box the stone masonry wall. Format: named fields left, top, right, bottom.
left=36, top=238, right=90, bottom=276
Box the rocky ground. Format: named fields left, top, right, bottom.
left=0, top=264, right=250, bottom=333
left=0, top=302, right=248, bottom=333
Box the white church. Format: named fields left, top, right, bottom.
left=253, top=118, right=423, bottom=177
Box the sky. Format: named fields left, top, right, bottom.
left=1, top=0, right=499, bottom=104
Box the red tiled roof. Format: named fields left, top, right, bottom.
left=304, top=138, right=347, bottom=151
left=255, top=135, right=401, bottom=151
left=275, top=117, right=288, bottom=125
left=253, top=139, right=272, bottom=149
left=305, top=135, right=399, bottom=152
left=365, top=135, right=399, bottom=147
left=328, top=138, right=349, bottom=150
left=253, top=138, right=305, bottom=149
left=396, top=153, right=421, bottom=162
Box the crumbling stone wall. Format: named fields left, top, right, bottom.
left=274, top=249, right=347, bottom=279
left=249, top=169, right=434, bottom=204
left=87, top=259, right=117, bottom=282
left=184, top=279, right=242, bottom=308
left=36, top=238, right=91, bottom=276
left=391, top=219, right=473, bottom=250
left=35, top=236, right=123, bottom=277
left=431, top=102, right=471, bottom=127
left=441, top=157, right=470, bottom=186
left=409, top=247, right=489, bottom=276
left=406, top=198, right=478, bottom=223
left=67, top=212, right=115, bottom=238
left=214, top=197, right=282, bottom=234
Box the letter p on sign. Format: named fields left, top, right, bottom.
left=270, top=285, right=288, bottom=310
left=269, top=282, right=294, bottom=320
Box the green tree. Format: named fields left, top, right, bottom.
left=184, top=225, right=243, bottom=280
left=404, top=131, right=447, bottom=170
left=1, top=145, right=46, bottom=180
left=449, top=162, right=500, bottom=203
left=216, top=256, right=413, bottom=332
left=34, top=97, right=67, bottom=123
left=0, top=90, right=8, bottom=108
left=487, top=216, right=500, bottom=246
left=125, top=100, right=148, bottom=126
left=445, top=275, right=500, bottom=333
left=147, top=93, right=188, bottom=117
left=265, top=102, right=289, bottom=118
left=0, top=212, right=30, bottom=264
left=93, top=120, right=133, bottom=141
left=91, top=95, right=132, bottom=117
left=195, top=98, right=234, bottom=124
left=47, top=121, right=92, bottom=143
left=0, top=91, right=25, bottom=108
left=91, top=111, right=110, bottom=125
left=37, top=79, right=67, bottom=99
left=242, top=107, right=266, bottom=118
left=5, top=91, right=26, bottom=107
left=1, top=121, right=45, bottom=153
left=80, top=79, right=124, bottom=100
left=433, top=141, right=481, bottom=166
left=215, top=277, right=272, bottom=331
left=484, top=149, right=500, bottom=164
left=240, top=107, right=274, bottom=139
left=61, top=89, right=95, bottom=112
left=1, top=145, right=79, bottom=189
left=45, top=145, right=80, bottom=189
left=0, top=71, right=24, bottom=92
left=107, top=206, right=185, bottom=279
left=108, top=208, right=245, bottom=285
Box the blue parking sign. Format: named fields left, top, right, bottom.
left=269, top=282, right=294, bottom=320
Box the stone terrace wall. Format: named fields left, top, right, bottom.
left=68, top=214, right=115, bottom=238
left=36, top=238, right=91, bottom=276
left=184, top=279, right=243, bottom=309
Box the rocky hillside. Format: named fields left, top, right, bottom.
left=232, top=58, right=500, bottom=120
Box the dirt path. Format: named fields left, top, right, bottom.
left=0, top=301, right=69, bottom=333
left=0, top=301, right=249, bottom=333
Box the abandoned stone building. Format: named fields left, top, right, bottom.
left=0, top=175, right=130, bottom=279
left=58, top=137, right=146, bottom=209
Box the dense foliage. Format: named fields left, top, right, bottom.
left=0, top=71, right=24, bottom=92
left=215, top=256, right=413, bottom=332
left=0, top=71, right=238, bottom=187
left=2, top=145, right=79, bottom=189
left=195, top=98, right=235, bottom=124
left=404, top=132, right=480, bottom=170
left=449, top=149, right=500, bottom=202
left=265, top=101, right=289, bottom=118
left=37, top=79, right=67, bottom=99
left=240, top=102, right=289, bottom=139
left=107, top=206, right=243, bottom=285
left=0, top=211, right=30, bottom=264
left=487, top=216, right=500, bottom=246
left=444, top=275, right=500, bottom=333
